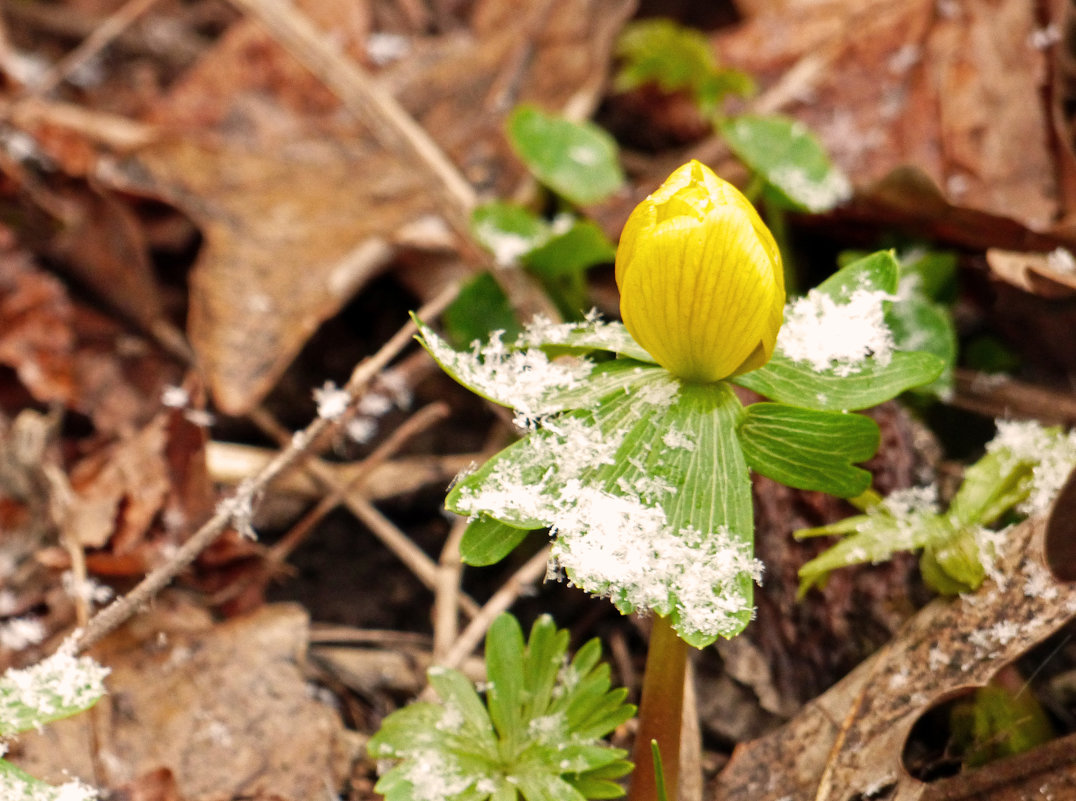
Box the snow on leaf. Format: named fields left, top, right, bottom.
left=0, top=643, right=109, bottom=736
left=986, top=419, right=1076, bottom=516
left=777, top=286, right=895, bottom=377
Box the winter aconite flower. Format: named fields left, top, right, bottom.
left=616, top=160, right=785, bottom=383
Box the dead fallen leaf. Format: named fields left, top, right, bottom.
left=714, top=0, right=1062, bottom=244
left=0, top=236, right=76, bottom=405
left=68, top=412, right=171, bottom=550
left=712, top=516, right=1076, bottom=801
left=109, top=768, right=186, bottom=801
left=99, top=0, right=632, bottom=415
left=986, top=248, right=1076, bottom=299
left=9, top=602, right=357, bottom=801
left=44, top=186, right=184, bottom=353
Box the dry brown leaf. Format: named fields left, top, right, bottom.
left=916, top=731, right=1076, bottom=800
left=68, top=412, right=171, bottom=549
left=715, top=0, right=1061, bottom=244
left=45, top=187, right=174, bottom=343
left=986, top=248, right=1076, bottom=299
left=100, top=0, right=631, bottom=415
left=712, top=516, right=1076, bottom=801
left=0, top=237, right=76, bottom=405
left=9, top=602, right=356, bottom=801
left=109, top=768, right=186, bottom=801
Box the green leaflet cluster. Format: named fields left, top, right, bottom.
left=368, top=614, right=634, bottom=801
left=418, top=251, right=944, bottom=647
left=798, top=419, right=1076, bottom=595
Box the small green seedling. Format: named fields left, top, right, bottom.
left=404, top=161, right=944, bottom=801
left=797, top=419, right=1076, bottom=595
left=369, top=613, right=634, bottom=801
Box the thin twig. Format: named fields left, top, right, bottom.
left=439, top=546, right=550, bottom=670
left=210, top=402, right=452, bottom=606
left=432, top=515, right=468, bottom=663
left=74, top=283, right=458, bottom=653
left=227, top=0, right=475, bottom=234
left=223, top=0, right=560, bottom=321
left=951, top=368, right=1076, bottom=427
left=0, top=97, right=158, bottom=150
left=26, top=0, right=162, bottom=96
left=247, top=406, right=482, bottom=619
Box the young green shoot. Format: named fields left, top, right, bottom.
left=408, top=162, right=943, bottom=801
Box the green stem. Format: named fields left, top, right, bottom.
left=628, top=615, right=688, bottom=801
left=763, top=199, right=796, bottom=295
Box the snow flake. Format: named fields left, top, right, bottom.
left=0, top=617, right=46, bottom=651
left=1047, top=247, right=1076, bottom=275
left=987, top=420, right=1076, bottom=516
left=769, top=165, right=852, bottom=212
left=313, top=381, right=351, bottom=420
left=661, top=428, right=696, bottom=452
left=777, top=286, right=894, bottom=376
left=424, top=328, right=594, bottom=422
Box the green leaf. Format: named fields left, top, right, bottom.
left=920, top=531, right=985, bottom=595
left=520, top=321, right=654, bottom=364
left=0, top=759, right=95, bottom=801
left=412, top=314, right=597, bottom=417
left=460, top=516, right=533, bottom=566
left=0, top=650, right=108, bottom=736
left=947, top=449, right=1034, bottom=526
left=371, top=613, right=633, bottom=801
left=733, top=350, right=945, bottom=411
left=796, top=512, right=951, bottom=595
left=471, top=201, right=551, bottom=265
left=737, top=403, right=879, bottom=498
left=733, top=251, right=944, bottom=409
left=486, top=614, right=526, bottom=743
left=516, top=770, right=587, bottom=801
left=426, top=667, right=498, bottom=746
left=614, top=18, right=754, bottom=116
left=450, top=369, right=758, bottom=646
left=520, top=616, right=567, bottom=723
left=507, top=105, right=625, bottom=206
left=525, top=221, right=616, bottom=279
left=444, top=272, right=521, bottom=347
left=816, top=250, right=900, bottom=298
left=885, top=295, right=956, bottom=397
left=719, top=114, right=851, bottom=212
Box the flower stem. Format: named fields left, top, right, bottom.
left=629, top=615, right=688, bottom=801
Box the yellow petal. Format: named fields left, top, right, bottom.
left=616, top=161, right=784, bottom=383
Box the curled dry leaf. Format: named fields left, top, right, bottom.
left=713, top=516, right=1076, bottom=801
left=986, top=248, right=1076, bottom=299
left=68, top=412, right=171, bottom=550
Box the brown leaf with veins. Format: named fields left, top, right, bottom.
left=712, top=517, right=1076, bottom=801
left=714, top=0, right=1060, bottom=243
left=8, top=603, right=355, bottom=801
left=101, top=0, right=632, bottom=415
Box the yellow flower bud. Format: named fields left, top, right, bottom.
left=616, top=160, right=785, bottom=383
